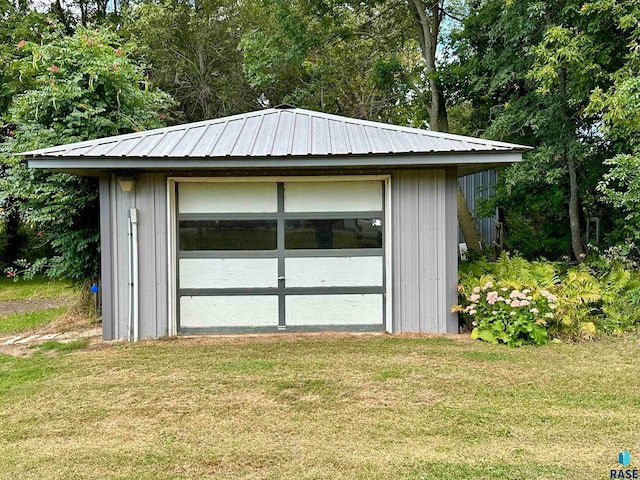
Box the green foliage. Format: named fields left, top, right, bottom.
left=124, top=0, right=255, bottom=122
left=458, top=252, right=640, bottom=346
left=448, top=0, right=634, bottom=260
left=458, top=282, right=553, bottom=347
left=0, top=24, right=173, bottom=280
left=239, top=0, right=421, bottom=123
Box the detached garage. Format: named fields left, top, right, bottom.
left=24, top=105, right=527, bottom=340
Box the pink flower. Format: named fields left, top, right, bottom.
left=530, top=308, right=539, bottom=315
left=547, top=294, right=557, bottom=303
left=16, top=39, right=26, bottom=49
left=510, top=290, right=520, bottom=299
left=540, top=290, right=549, bottom=298
left=469, top=309, right=477, bottom=315
left=510, top=299, right=521, bottom=308
left=470, top=294, right=480, bottom=302
left=483, top=281, right=494, bottom=290
left=6, top=271, right=15, bottom=278
left=112, top=63, right=118, bottom=71
left=49, top=65, right=59, bottom=73
left=115, top=48, right=123, bottom=56
left=472, top=286, right=481, bottom=294
left=520, top=299, right=530, bottom=306
left=486, top=291, right=499, bottom=305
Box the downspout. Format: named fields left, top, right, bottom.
left=129, top=208, right=140, bottom=341
left=127, top=211, right=133, bottom=341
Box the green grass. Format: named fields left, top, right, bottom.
left=0, top=307, right=66, bottom=335
left=0, top=276, right=74, bottom=301
left=0, top=335, right=638, bottom=479
left=36, top=338, right=89, bottom=353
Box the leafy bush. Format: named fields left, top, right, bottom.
left=456, top=252, right=640, bottom=346
left=1, top=23, right=173, bottom=281
left=454, top=281, right=555, bottom=346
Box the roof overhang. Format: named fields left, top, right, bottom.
left=27, top=151, right=523, bottom=177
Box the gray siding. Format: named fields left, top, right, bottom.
left=458, top=170, right=498, bottom=246
left=100, top=173, right=169, bottom=340
left=99, top=176, right=113, bottom=340
left=391, top=169, right=458, bottom=333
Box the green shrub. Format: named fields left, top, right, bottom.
left=455, top=281, right=554, bottom=347
left=457, top=252, right=640, bottom=346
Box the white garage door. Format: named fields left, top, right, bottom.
left=176, top=179, right=385, bottom=333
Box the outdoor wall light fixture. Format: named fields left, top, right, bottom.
left=118, top=176, right=136, bottom=192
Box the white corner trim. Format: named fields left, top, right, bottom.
left=384, top=175, right=393, bottom=333
left=167, top=178, right=177, bottom=336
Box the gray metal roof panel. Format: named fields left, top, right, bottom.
left=21, top=106, right=532, bottom=161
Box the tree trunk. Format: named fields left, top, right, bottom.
left=458, top=186, right=482, bottom=252
left=567, top=153, right=585, bottom=262
left=407, top=0, right=479, bottom=251
left=558, top=68, right=584, bottom=262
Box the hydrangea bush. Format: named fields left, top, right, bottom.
left=457, top=253, right=640, bottom=346
left=454, top=281, right=558, bottom=347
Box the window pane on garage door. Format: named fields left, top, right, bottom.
left=284, top=219, right=382, bottom=249
left=285, top=257, right=382, bottom=287
left=284, top=181, right=382, bottom=212
left=179, top=220, right=277, bottom=250
left=286, top=294, right=382, bottom=326
left=179, top=182, right=277, bottom=213
left=180, top=296, right=279, bottom=328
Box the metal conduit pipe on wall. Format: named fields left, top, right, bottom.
left=128, top=208, right=140, bottom=341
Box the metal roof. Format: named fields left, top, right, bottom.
left=22, top=105, right=530, bottom=160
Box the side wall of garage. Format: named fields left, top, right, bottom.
left=391, top=168, right=459, bottom=333
left=100, top=173, right=169, bottom=340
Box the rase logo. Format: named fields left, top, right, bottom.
left=611, top=450, right=638, bottom=479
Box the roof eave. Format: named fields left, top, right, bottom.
left=27, top=151, right=524, bottom=174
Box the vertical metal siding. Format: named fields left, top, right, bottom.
left=115, top=177, right=133, bottom=339
left=458, top=170, right=497, bottom=246
left=105, top=173, right=169, bottom=340
left=99, top=175, right=114, bottom=340
left=135, top=173, right=169, bottom=339
left=392, top=169, right=458, bottom=333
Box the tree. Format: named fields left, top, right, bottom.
left=449, top=0, right=631, bottom=260
left=240, top=0, right=420, bottom=122
left=590, top=1, right=640, bottom=243
left=1, top=24, right=173, bottom=280
left=124, top=0, right=257, bottom=122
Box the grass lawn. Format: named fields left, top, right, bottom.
left=0, top=307, right=68, bottom=335
left=0, top=276, right=74, bottom=302
left=0, top=335, right=638, bottom=479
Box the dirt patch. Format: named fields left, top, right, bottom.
left=0, top=297, right=70, bottom=317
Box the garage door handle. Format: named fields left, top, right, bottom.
left=278, top=276, right=286, bottom=281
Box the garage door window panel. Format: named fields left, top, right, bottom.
left=179, top=220, right=277, bottom=251
left=284, top=219, right=382, bottom=249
